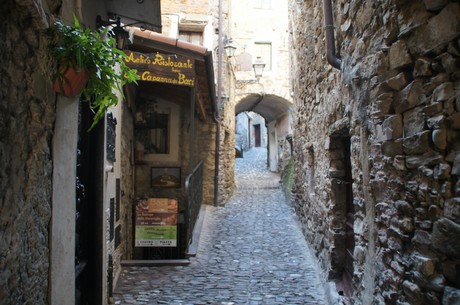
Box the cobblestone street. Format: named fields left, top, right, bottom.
left=114, top=148, right=329, bottom=305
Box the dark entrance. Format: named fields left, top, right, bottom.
left=254, top=124, right=261, bottom=147
left=75, top=102, right=104, bottom=305
left=330, top=133, right=354, bottom=301
left=342, top=136, right=354, bottom=300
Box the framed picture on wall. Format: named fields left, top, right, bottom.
left=151, top=167, right=181, bottom=188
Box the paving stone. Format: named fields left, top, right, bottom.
left=114, top=148, right=327, bottom=304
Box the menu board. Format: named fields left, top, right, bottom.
left=135, top=198, right=178, bottom=247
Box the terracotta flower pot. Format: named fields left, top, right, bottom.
left=53, top=65, right=90, bottom=98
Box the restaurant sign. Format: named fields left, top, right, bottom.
left=135, top=198, right=178, bottom=247
left=124, top=51, right=195, bottom=87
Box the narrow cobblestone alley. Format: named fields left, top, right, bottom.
left=114, top=148, right=329, bottom=305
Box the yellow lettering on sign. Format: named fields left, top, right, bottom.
left=151, top=53, right=193, bottom=70
left=140, top=71, right=195, bottom=87
left=178, top=73, right=194, bottom=86
left=125, top=52, right=151, bottom=65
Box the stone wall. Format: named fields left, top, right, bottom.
left=289, top=0, right=460, bottom=304
left=0, top=1, right=58, bottom=304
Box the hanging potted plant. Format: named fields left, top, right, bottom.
left=51, top=16, right=139, bottom=129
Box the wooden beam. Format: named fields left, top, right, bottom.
left=195, top=79, right=207, bottom=121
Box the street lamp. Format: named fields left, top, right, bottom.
left=223, top=39, right=237, bottom=58
left=252, top=56, right=265, bottom=80
left=96, top=16, right=131, bottom=49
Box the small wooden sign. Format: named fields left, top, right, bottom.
left=124, top=51, right=195, bottom=87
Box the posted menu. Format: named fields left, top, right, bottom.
left=135, top=198, right=178, bottom=247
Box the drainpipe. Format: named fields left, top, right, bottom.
left=214, top=0, right=223, bottom=206
left=323, top=0, right=342, bottom=70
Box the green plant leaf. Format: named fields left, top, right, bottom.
left=51, top=15, right=139, bottom=130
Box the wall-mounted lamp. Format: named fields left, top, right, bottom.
left=252, top=56, right=265, bottom=80
left=223, top=39, right=237, bottom=58
left=96, top=15, right=131, bottom=49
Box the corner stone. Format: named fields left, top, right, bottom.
left=431, top=218, right=460, bottom=257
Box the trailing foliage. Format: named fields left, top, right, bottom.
left=52, top=16, right=139, bottom=129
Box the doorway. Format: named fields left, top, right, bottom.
left=330, top=134, right=354, bottom=301
left=75, top=102, right=104, bottom=305
left=254, top=124, right=261, bottom=147
left=342, top=136, right=354, bottom=300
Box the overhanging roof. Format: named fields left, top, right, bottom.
left=126, top=28, right=216, bottom=121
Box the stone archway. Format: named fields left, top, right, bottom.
left=235, top=93, right=292, bottom=172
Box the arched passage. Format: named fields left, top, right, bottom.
left=235, top=93, right=293, bottom=172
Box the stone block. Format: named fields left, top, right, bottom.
left=423, top=0, right=449, bottom=11
left=447, top=113, right=460, bottom=130
left=417, top=220, right=433, bottom=230
left=403, top=131, right=432, bottom=155
left=444, top=198, right=460, bottom=223
left=439, top=52, right=459, bottom=74
left=395, top=200, right=414, bottom=216
left=432, top=83, right=454, bottom=103
left=452, top=152, right=460, bottom=175
left=395, top=80, right=425, bottom=113
left=432, top=128, right=447, bottom=150
left=433, top=162, right=451, bottom=180
left=442, top=262, right=460, bottom=287
left=406, top=151, right=443, bottom=168
left=413, top=255, right=436, bottom=277
left=444, top=98, right=455, bottom=116
left=402, top=280, right=422, bottom=301
left=441, top=181, right=452, bottom=198
left=443, top=286, right=460, bottom=305
left=423, top=102, right=444, bottom=116
left=371, top=82, right=392, bottom=100
left=382, top=140, right=403, bottom=157
left=431, top=217, right=460, bottom=257
left=427, top=115, right=446, bottom=129
left=393, top=155, right=406, bottom=170
left=413, top=57, right=433, bottom=78
left=371, top=92, right=394, bottom=119
left=382, top=115, right=403, bottom=140
left=399, top=217, right=415, bottom=234
left=419, top=165, right=434, bottom=177
left=386, top=72, right=409, bottom=90
left=389, top=40, right=413, bottom=70
left=404, top=107, right=426, bottom=137
left=407, top=3, right=460, bottom=55
left=412, top=229, right=431, bottom=245
left=428, top=205, right=442, bottom=219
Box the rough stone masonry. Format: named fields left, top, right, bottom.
left=289, top=0, right=460, bottom=304
left=0, top=1, right=58, bottom=305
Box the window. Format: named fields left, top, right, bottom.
left=135, top=100, right=180, bottom=162
left=136, top=111, right=170, bottom=155
left=179, top=30, right=203, bottom=45
left=254, top=42, right=272, bottom=71
left=254, top=0, right=271, bottom=9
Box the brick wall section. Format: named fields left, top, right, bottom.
left=0, top=1, right=57, bottom=304
left=289, top=0, right=460, bottom=303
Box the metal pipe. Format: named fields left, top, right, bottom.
left=214, top=0, right=223, bottom=206
left=323, top=0, right=342, bottom=70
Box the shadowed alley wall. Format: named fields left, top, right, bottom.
left=289, top=0, right=460, bottom=303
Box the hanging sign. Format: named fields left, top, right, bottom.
left=135, top=198, right=178, bottom=247
left=124, top=51, right=195, bottom=87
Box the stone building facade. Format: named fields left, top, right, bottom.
left=0, top=2, right=57, bottom=304
left=289, top=0, right=460, bottom=304
left=1, top=1, right=218, bottom=305
left=226, top=0, right=294, bottom=175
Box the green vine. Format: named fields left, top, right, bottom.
left=52, top=16, right=139, bottom=129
